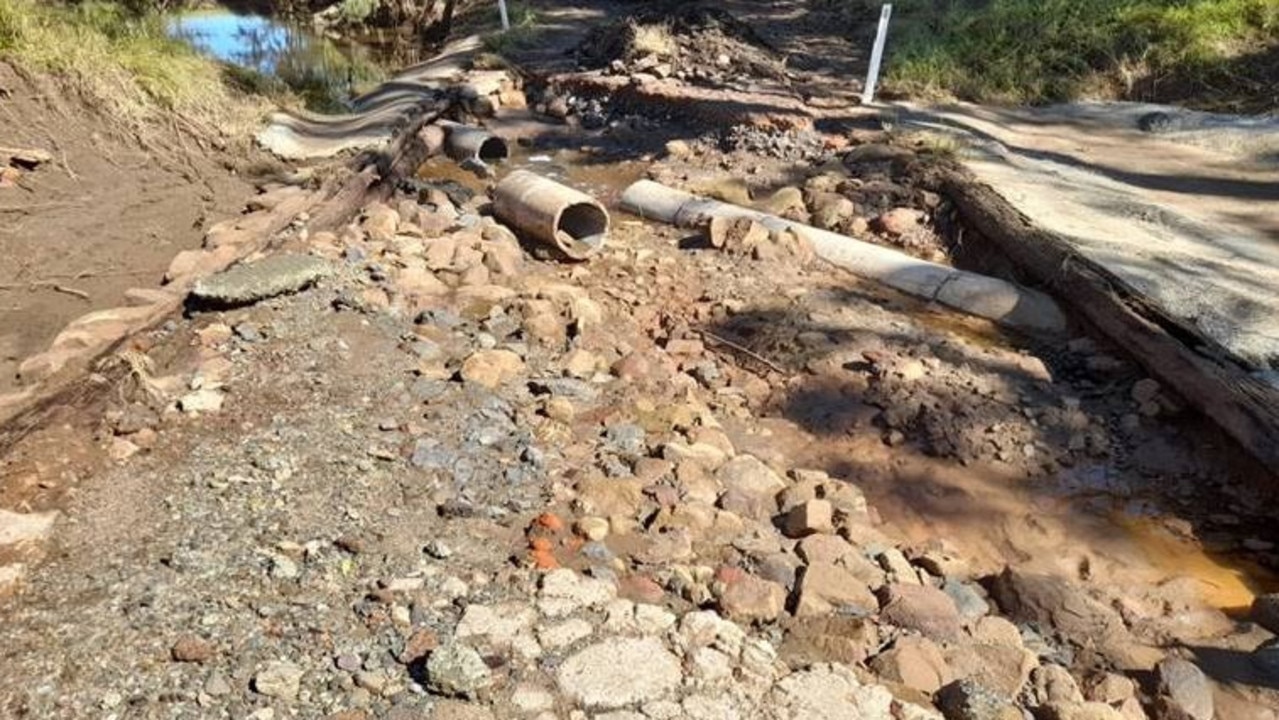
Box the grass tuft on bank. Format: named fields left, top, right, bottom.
left=881, top=0, right=1279, bottom=112
left=0, top=0, right=239, bottom=124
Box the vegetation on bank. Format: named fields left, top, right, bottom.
left=881, top=0, right=1279, bottom=111
left=0, top=0, right=238, bottom=123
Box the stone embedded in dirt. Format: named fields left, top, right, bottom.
left=944, top=642, right=1039, bottom=698
left=808, top=191, right=857, bottom=231
left=873, top=207, right=926, bottom=237
left=777, top=615, right=879, bottom=667
left=878, top=583, right=964, bottom=641
left=989, top=568, right=1128, bottom=650
left=716, top=454, right=785, bottom=503
left=3, top=146, right=53, bottom=169
left=944, top=580, right=992, bottom=621
left=878, top=548, right=923, bottom=585
left=1037, top=701, right=1127, bottom=720
left=1028, top=664, right=1085, bottom=706
left=767, top=663, right=938, bottom=719
left=1250, top=593, right=1279, bottom=635
left=795, top=561, right=879, bottom=617
left=869, top=635, right=954, bottom=694
left=780, top=499, right=834, bottom=538
left=971, top=616, right=1024, bottom=648
left=0, top=509, right=57, bottom=548
left=253, top=660, right=304, bottom=700
left=459, top=349, right=525, bottom=388
left=454, top=603, right=539, bottom=659
left=556, top=636, right=681, bottom=710
left=362, top=202, right=401, bottom=242
left=663, top=441, right=728, bottom=471
left=1155, top=658, right=1213, bottom=720
left=426, top=642, right=493, bottom=698
left=936, top=678, right=1023, bottom=720
left=170, top=635, right=214, bottom=663
left=190, top=254, right=332, bottom=307
left=715, top=571, right=787, bottom=622
left=538, top=568, right=617, bottom=617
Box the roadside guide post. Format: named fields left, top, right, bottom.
left=862, top=4, right=893, bottom=105
left=498, top=0, right=510, bottom=30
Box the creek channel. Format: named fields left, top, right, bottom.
left=168, top=8, right=1279, bottom=620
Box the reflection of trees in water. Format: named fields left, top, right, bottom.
left=177, top=18, right=387, bottom=113
left=238, top=23, right=385, bottom=111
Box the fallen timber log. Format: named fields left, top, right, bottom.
left=940, top=168, right=1279, bottom=475
left=620, top=179, right=1066, bottom=335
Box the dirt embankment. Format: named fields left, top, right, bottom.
left=0, top=62, right=276, bottom=394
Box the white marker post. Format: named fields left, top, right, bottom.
left=862, top=4, right=893, bottom=105
left=498, top=0, right=510, bottom=30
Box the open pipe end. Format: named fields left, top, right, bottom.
left=555, top=202, right=609, bottom=259
left=477, top=136, right=509, bottom=163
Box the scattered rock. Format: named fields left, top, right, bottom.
left=556, top=637, right=681, bottom=710
left=936, top=678, right=1022, bottom=720
left=426, top=643, right=493, bottom=698
left=0, top=509, right=57, bottom=548
left=190, top=254, right=331, bottom=307
left=253, top=660, right=304, bottom=700
left=870, top=635, right=954, bottom=694
left=795, top=561, right=879, bottom=617
left=878, top=583, right=964, bottom=641
left=170, top=635, right=214, bottom=663
left=780, top=499, right=834, bottom=538
left=460, top=349, right=526, bottom=388
left=1155, top=658, right=1213, bottom=720
left=716, top=572, right=787, bottom=622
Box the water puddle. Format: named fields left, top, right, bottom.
left=166, top=8, right=387, bottom=112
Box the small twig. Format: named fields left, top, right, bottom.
left=52, top=284, right=90, bottom=300
left=695, top=328, right=788, bottom=374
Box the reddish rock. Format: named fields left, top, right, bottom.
left=873, top=207, right=926, bottom=237
left=716, top=572, right=787, bottom=623
left=618, top=575, right=665, bottom=605
left=795, top=561, right=878, bottom=617
left=171, top=635, right=215, bottom=663
left=878, top=583, right=963, bottom=641
left=869, top=635, right=954, bottom=693
left=399, top=628, right=439, bottom=664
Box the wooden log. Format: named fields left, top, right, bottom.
left=940, top=168, right=1279, bottom=475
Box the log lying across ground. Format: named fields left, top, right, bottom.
left=941, top=168, right=1279, bottom=475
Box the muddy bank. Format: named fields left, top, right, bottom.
left=0, top=63, right=266, bottom=395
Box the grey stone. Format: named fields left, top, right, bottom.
left=1156, top=658, right=1213, bottom=720
left=426, top=642, right=493, bottom=698
left=1250, top=593, right=1279, bottom=635
left=191, top=254, right=331, bottom=307
left=943, top=580, right=991, bottom=621
left=936, top=679, right=1021, bottom=720
left=556, top=637, right=681, bottom=710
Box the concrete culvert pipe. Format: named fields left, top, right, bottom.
left=620, top=180, right=1066, bottom=334
left=438, top=120, right=509, bottom=164
left=493, top=170, right=609, bottom=261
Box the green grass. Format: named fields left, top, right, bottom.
left=882, top=0, right=1279, bottom=109
left=0, top=0, right=240, bottom=125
